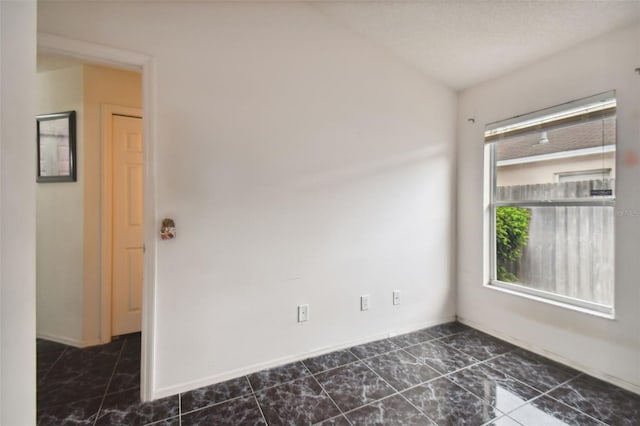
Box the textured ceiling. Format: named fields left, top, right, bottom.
left=315, top=1, right=640, bottom=90
left=37, top=1, right=640, bottom=89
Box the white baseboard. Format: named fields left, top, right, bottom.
left=152, top=316, right=456, bottom=399
left=456, top=316, right=640, bottom=396
left=37, top=332, right=102, bottom=348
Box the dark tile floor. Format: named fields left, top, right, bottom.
left=37, top=323, right=640, bottom=425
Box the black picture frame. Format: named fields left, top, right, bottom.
left=37, top=111, right=77, bottom=182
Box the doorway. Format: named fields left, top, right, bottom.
left=36, top=55, right=143, bottom=343
left=101, top=106, right=144, bottom=338
left=38, top=32, right=156, bottom=402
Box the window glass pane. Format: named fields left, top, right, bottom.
left=488, top=92, right=616, bottom=312
left=496, top=205, right=614, bottom=306
left=495, top=117, right=615, bottom=202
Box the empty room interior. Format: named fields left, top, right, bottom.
left=2, top=1, right=640, bottom=425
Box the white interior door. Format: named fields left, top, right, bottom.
left=111, top=114, right=144, bottom=336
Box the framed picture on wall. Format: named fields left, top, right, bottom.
left=37, top=110, right=77, bottom=182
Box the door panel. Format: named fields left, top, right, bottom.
left=112, top=114, right=143, bottom=336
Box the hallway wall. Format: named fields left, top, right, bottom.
left=36, top=65, right=85, bottom=345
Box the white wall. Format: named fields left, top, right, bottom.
left=36, top=65, right=85, bottom=345
left=458, top=23, right=640, bottom=392
left=0, top=1, right=37, bottom=424
left=38, top=2, right=457, bottom=397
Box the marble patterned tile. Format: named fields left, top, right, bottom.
left=107, top=338, right=141, bottom=395
left=402, top=377, right=503, bottom=425
left=314, top=415, right=351, bottom=426
left=349, top=339, right=398, bottom=360
left=37, top=338, right=69, bottom=354
left=346, top=394, right=435, bottom=426
left=484, top=416, right=523, bottom=425
left=405, top=340, right=477, bottom=374
left=37, top=368, right=113, bottom=409
left=37, top=339, right=67, bottom=374
left=485, top=349, right=579, bottom=392
left=389, top=329, right=435, bottom=348
left=37, top=350, right=65, bottom=375
left=37, top=340, right=126, bottom=409
left=107, top=357, right=140, bottom=395
left=94, top=387, right=179, bottom=426
left=120, top=334, right=141, bottom=359
left=315, top=361, right=395, bottom=412
left=548, top=374, right=640, bottom=425
left=181, top=395, right=266, bottom=426
left=303, top=349, right=359, bottom=374
left=181, top=376, right=253, bottom=413
left=107, top=361, right=140, bottom=394
left=364, top=349, right=440, bottom=391
left=509, top=395, right=605, bottom=426
left=247, top=361, right=310, bottom=391
left=256, top=376, right=340, bottom=425
left=441, top=329, right=515, bottom=361
left=45, top=339, right=123, bottom=380
left=145, top=417, right=180, bottom=426
left=37, top=396, right=102, bottom=426
left=449, top=364, right=541, bottom=413
left=425, top=321, right=471, bottom=338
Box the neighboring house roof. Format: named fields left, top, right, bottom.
left=497, top=117, right=615, bottom=162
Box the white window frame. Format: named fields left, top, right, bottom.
left=485, top=91, right=616, bottom=317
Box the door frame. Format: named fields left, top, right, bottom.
left=38, top=32, right=157, bottom=402
left=101, top=105, right=143, bottom=342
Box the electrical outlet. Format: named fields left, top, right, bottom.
left=298, top=304, right=309, bottom=322
left=361, top=295, right=369, bottom=311
left=393, top=290, right=401, bottom=305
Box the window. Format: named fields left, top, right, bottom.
left=486, top=91, right=616, bottom=315
left=555, top=169, right=612, bottom=183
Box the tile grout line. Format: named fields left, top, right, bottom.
left=92, top=339, right=127, bottom=426
left=246, top=375, right=269, bottom=425
left=245, top=365, right=314, bottom=394
left=473, top=360, right=608, bottom=425
left=178, top=389, right=182, bottom=426
left=527, top=373, right=611, bottom=425
left=302, top=363, right=354, bottom=426
left=169, top=330, right=490, bottom=426
left=355, top=347, right=440, bottom=424
left=371, top=361, right=443, bottom=426
left=304, top=358, right=360, bottom=380
left=39, top=346, right=69, bottom=383
left=483, top=355, right=581, bottom=397
left=435, top=350, right=550, bottom=420
left=231, top=326, right=464, bottom=400
left=351, top=347, right=508, bottom=422
left=305, top=329, right=526, bottom=423
left=441, top=359, right=534, bottom=416
left=179, top=393, right=255, bottom=417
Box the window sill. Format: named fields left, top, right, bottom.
left=485, top=280, right=615, bottom=320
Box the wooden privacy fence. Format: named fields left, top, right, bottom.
left=497, top=179, right=614, bottom=306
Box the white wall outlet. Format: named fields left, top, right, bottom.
left=393, top=290, right=401, bottom=305
left=361, top=295, right=369, bottom=311
left=298, top=304, right=309, bottom=322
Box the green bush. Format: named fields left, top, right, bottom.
left=496, top=206, right=531, bottom=282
